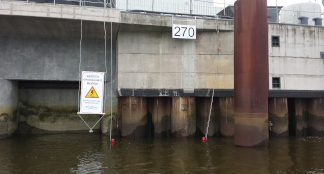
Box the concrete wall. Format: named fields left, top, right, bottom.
left=0, top=37, right=115, bottom=81
left=117, top=30, right=234, bottom=91
left=268, top=24, right=324, bottom=90
left=0, top=80, right=19, bottom=138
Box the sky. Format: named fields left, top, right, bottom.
left=214, top=0, right=324, bottom=9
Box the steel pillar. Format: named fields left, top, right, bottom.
left=234, top=0, right=268, bottom=147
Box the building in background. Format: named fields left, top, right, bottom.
left=217, top=6, right=283, bottom=22
left=280, top=3, right=322, bottom=26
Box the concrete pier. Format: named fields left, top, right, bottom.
left=0, top=80, right=19, bottom=138
left=171, top=97, right=196, bottom=137
left=120, top=97, right=147, bottom=138
left=219, top=97, right=234, bottom=137
left=196, top=97, right=219, bottom=137
left=295, top=99, right=308, bottom=137
left=234, top=0, right=269, bottom=147
left=268, top=98, right=289, bottom=137
left=148, top=97, right=171, bottom=137
left=308, top=98, right=324, bottom=136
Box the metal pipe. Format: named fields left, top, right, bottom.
left=190, top=0, right=193, bottom=14
left=54, top=0, right=55, bottom=6
left=126, top=0, right=128, bottom=10
left=276, top=0, right=278, bottom=23
left=152, top=0, right=154, bottom=11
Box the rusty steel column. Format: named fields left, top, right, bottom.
left=268, top=98, right=288, bottom=137
left=120, top=97, right=147, bottom=138
left=234, top=0, right=269, bottom=147
left=171, top=97, right=196, bottom=137
left=219, top=97, right=234, bottom=137
left=196, top=97, right=220, bottom=137
left=150, top=97, right=171, bottom=137
left=295, top=99, right=308, bottom=137
left=307, top=98, right=324, bottom=136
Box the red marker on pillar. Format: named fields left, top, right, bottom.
left=202, top=137, right=206, bottom=141
left=111, top=139, right=115, bottom=142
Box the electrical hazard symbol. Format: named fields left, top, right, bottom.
left=85, top=86, right=99, bottom=98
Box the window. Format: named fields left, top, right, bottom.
left=272, top=36, right=280, bottom=47
left=321, top=52, right=324, bottom=58
left=272, top=77, right=280, bottom=88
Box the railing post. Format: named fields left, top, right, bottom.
left=152, top=0, right=154, bottom=11
left=126, top=0, right=128, bottom=10
left=190, top=0, right=192, bottom=14
left=54, top=0, right=55, bottom=6
left=224, top=0, right=225, bottom=16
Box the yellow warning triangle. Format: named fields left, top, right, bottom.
left=85, top=86, right=99, bottom=98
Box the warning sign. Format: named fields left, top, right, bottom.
left=79, top=71, right=105, bottom=114
left=85, top=86, right=99, bottom=98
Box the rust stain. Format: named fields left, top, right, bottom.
left=234, top=0, right=268, bottom=147
left=120, top=97, right=147, bottom=138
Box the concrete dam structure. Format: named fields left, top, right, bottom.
left=1, top=0, right=324, bottom=147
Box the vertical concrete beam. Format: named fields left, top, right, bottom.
left=0, top=80, right=19, bottom=139
left=120, top=97, right=147, bottom=138
left=234, top=0, right=269, bottom=147
left=149, top=97, right=171, bottom=137
left=307, top=98, right=324, bottom=136
left=171, top=97, right=196, bottom=137
left=295, top=99, right=308, bottom=137
left=219, top=97, right=234, bottom=137
left=268, top=98, right=289, bottom=137
left=196, top=97, right=220, bottom=137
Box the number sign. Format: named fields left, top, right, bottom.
left=172, top=24, right=196, bottom=39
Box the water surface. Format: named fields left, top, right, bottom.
left=0, top=134, right=323, bottom=173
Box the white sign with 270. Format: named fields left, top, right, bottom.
left=172, top=24, right=196, bottom=39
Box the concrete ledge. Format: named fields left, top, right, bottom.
left=121, top=11, right=234, bottom=30
left=269, top=90, right=324, bottom=98
left=0, top=1, right=120, bottom=22
left=119, top=89, right=324, bottom=98
left=118, top=88, right=234, bottom=97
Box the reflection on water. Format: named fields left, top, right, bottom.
left=1, top=134, right=324, bottom=173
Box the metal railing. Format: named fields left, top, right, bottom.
left=1, top=0, right=323, bottom=24
left=0, top=0, right=226, bottom=16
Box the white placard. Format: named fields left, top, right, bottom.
left=172, top=24, right=196, bottom=39
left=79, top=71, right=105, bottom=114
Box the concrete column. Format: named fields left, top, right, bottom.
left=234, top=0, right=268, bottom=147
left=307, top=98, right=324, bottom=136
left=196, top=97, right=219, bottom=137
left=268, top=98, right=289, bottom=137
left=120, top=97, right=147, bottom=138
left=295, top=98, right=308, bottom=137
left=148, top=97, right=171, bottom=137
left=171, top=97, right=196, bottom=137
left=0, top=80, right=19, bottom=139
left=219, top=97, right=234, bottom=137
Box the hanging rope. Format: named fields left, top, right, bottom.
left=110, top=21, right=113, bottom=142
left=205, top=15, right=220, bottom=140
left=77, top=0, right=108, bottom=133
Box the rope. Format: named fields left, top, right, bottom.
left=205, top=15, right=220, bottom=140
left=110, top=21, right=113, bottom=142
left=76, top=0, right=107, bottom=133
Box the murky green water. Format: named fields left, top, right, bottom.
left=0, top=134, right=324, bottom=174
